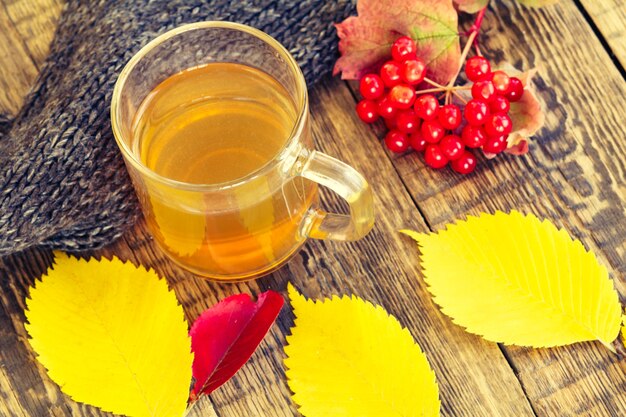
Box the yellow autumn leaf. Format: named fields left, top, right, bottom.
left=402, top=211, right=621, bottom=349
left=284, top=284, right=440, bottom=417
left=25, top=252, right=193, bottom=417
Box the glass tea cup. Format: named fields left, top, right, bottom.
left=111, top=22, right=374, bottom=281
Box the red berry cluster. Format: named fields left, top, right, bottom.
left=355, top=37, right=524, bottom=175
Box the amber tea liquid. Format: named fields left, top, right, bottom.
left=131, top=63, right=317, bottom=279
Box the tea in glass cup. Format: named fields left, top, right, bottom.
left=111, top=22, right=374, bottom=281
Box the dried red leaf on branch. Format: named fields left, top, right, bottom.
left=453, top=0, right=488, bottom=14
left=504, top=68, right=545, bottom=156
left=334, top=0, right=460, bottom=84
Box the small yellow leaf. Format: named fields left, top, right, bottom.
left=25, top=252, right=192, bottom=417
left=402, top=211, right=622, bottom=348
left=284, top=284, right=440, bottom=417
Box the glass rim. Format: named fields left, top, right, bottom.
left=110, top=21, right=308, bottom=192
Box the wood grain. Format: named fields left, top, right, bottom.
left=0, top=9, right=38, bottom=116
left=0, top=0, right=625, bottom=416
left=0, top=75, right=539, bottom=416
left=2, top=0, right=63, bottom=67
left=346, top=0, right=626, bottom=416
left=577, top=0, right=626, bottom=70
left=0, top=0, right=62, bottom=116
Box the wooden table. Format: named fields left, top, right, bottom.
left=1, top=1, right=625, bottom=416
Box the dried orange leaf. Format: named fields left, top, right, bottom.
left=284, top=284, right=440, bottom=416
left=506, top=68, right=545, bottom=154
left=402, top=211, right=621, bottom=349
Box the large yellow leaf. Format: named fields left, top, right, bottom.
left=25, top=252, right=193, bottom=417
left=402, top=211, right=622, bottom=349
left=284, top=284, right=440, bottom=417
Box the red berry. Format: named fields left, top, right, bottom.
left=377, top=97, right=397, bottom=119
left=440, top=134, right=465, bottom=160
left=424, top=144, right=449, bottom=169
left=472, top=80, right=497, bottom=102
left=465, top=56, right=491, bottom=82
left=483, top=135, right=508, bottom=154
left=380, top=61, right=402, bottom=87
left=506, top=77, right=524, bottom=102
left=414, top=94, right=439, bottom=120
left=396, top=110, right=420, bottom=133
left=461, top=125, right=487, bottom=148
left=421, top=119, right=445, bottom=144
left=388, top=84, right=416, bottom=109
left=464, top=99, right=490, bottom=126
left=384, top=116, right=397, bottom=130
left=356, top=100, right=379, bottom=123
left=484, top=113, right=512, bottom=137
left=384, top=130, right=410, bottom=153
left=489, top=96, right=510, bottom=114
left=490, top=71, right=511, bottom=95
left=451, top=151, right=477, bottom=174
left=438, top=104, right=462, bottom=130
left=359, top=74, right=384, bottom=100
left=409, top=132, right=427, bottom=151
left=391, top=36, right=417, bottom=62
left=401, top=59, right=426, bottom=85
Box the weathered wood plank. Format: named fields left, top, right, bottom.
left=1, top=0, right=624, bottom=416
left=345, top=0, right=626, bottom=416
left=0, top=9, right=39, bottom=116
left=577, top=0, right=626, bottom=70
left=2, top=0, right=64, bottom=67
left=167, top=76, right=537, bottom=416
left=0, top=0, right=538, bottom=412
left=0, top=76, right=539, bottom=416
left=0, top=0, right=62, bottom=116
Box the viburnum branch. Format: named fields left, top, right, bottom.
left=452, top=91, right=468, bottom=104
left=446, top=30, right=478, bottom=89
left=446, top=7, right=487, bottom=88
left=423, top=77, right=446, bottom=88
left=465, top=7, right=487, bottom=37
left=417, top=87, right=445, bottom=95
left=416, top=85, right=470, bottom=95
left=345, top=2, right=541, bottom=173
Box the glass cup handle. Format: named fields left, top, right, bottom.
left=295, top=150, right=374, bottom=241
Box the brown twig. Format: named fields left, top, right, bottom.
left=423, top=77, right=446, bottom=88
left=447, top=7, right=488, bottom=88
left=421, top=7, right=488, bottom=104
left=452, top=91, right=469, bottom=104
left=446, top=30, right=478, bottom=89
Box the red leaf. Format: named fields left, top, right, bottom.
left=334, top=0, right=460, bottom=84
left=189, top=290, right=284, bottom=399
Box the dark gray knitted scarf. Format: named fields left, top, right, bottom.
left=0, top=0, right=356, bottom=255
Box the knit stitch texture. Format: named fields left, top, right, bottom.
left=0, top=0, right=355, bottom=255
